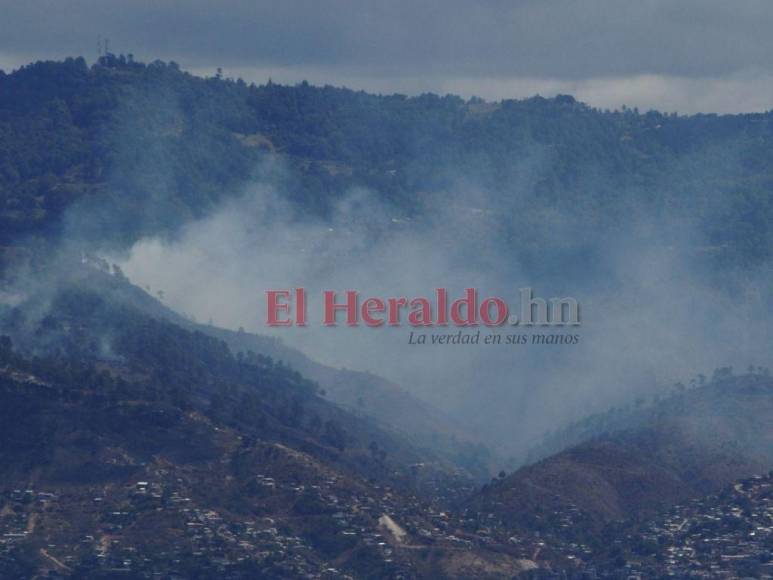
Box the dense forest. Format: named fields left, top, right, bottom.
left=1, top=55, right=773, bottom=269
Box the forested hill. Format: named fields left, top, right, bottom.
left=2, top=55, right=773, bottom=268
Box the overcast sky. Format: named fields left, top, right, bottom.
left=1, top=0, right=772, bottom=113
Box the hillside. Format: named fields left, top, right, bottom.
left=0, top=286, right=550, bottom=579
left=0, top=255, right=492, bottom=479
left=470, top=374, right=773, bottom=541
left=1, top=56, right=773, bottom=270
left=0, top=263, right=469, bottom=483
left=600, top=472, right=773, bottom=577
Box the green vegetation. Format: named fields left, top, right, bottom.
left=1, top=55, right=773, bottom=269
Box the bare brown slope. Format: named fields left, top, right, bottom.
left=471, top=375, right=773, bottom=533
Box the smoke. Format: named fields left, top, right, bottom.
left=113, top=155, right=773, bottom=460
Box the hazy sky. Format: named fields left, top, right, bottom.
left=1, top=0, right=772, bottom=112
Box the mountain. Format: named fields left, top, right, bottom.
left=470, top=374, right=773, bottom=540
left=0, top=265, right=543, bottom=578
left=1, top=254, right=493, bottom=479
left=2, top=56, right=773, bottom=269
left=2, top=55, right=773, bottom=578
left=209, top=331, right=496, bottom=480
left=1, top=261, right=471, bottom=482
